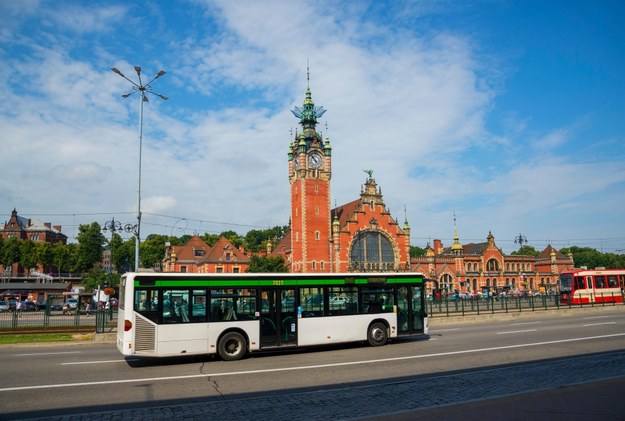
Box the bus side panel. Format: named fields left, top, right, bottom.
left=297, top=314, right=397, bottom=347
left=155, top=324, right=209, bottom=356
left=207, top=320, right=260, bottom=353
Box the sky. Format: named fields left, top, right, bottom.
left=1, top=0, right=624, bottom=254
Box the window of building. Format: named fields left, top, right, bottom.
left=315, top=231, right=320, bottom=240
left=216, top=267, right=223, bottom=273
left=349, top=231, right=395, bottom=271
left=180, top=266, right=187, bottom=273
left=486, top=259, right=499, bottom=272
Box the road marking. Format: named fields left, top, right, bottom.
left=61, top=359, right=140, bottom=365
left=2, top=332, right=624, bottom=392
left=509, top=321, right=542, bottom=326
left=429, top=328, right=461, bottom=332
left=15, top=351, right=82, bottom=357
left=583, top=322, right=617, bottom=327
left=497, top=329, right=537, bottom=335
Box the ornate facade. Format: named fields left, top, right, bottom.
left=411, top=231, right=575, bottom=295
left=282, top=78, right=410, bottom=273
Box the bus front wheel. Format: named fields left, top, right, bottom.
left=367, top=322, right=388, bottom=347
left=218, top=332, right=246, bottom=361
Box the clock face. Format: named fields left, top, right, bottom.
left=308, top=152, right=322, bottom=168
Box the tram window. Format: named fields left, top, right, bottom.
left=608, top=276, right=618, bottom=288
left=595, top=276, right=606, bottom=288
left=300, top=287, right=324, bottom=317
left=573, top=277, right=585, bottom=289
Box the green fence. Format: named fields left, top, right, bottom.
left=0, top=303, right=116, bottom=333
left=428, top=292, right=625, bottom=317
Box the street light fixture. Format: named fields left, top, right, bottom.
left=111, top=66, right=168, bottom=271
left=514, top=233, right=528, bottom=290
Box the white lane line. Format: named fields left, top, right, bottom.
left=14, top=351, right=82, bottom=357
left=2, top=332, right=624, bottom=393
left=61, top=359, right=140, bottom=365
left=583, top=322, right=617, bottom=327
left=509, top=321, right=542, bottom=326
left=497, top=329, right=537, bottom=335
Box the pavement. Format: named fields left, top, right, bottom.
left=7, top=306, right=625, bottom=420
left=13, top=351, right=625, bottom=420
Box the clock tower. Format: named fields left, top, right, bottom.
left=288, top=75, right=332, bottom=272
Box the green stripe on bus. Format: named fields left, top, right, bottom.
left=134, top=276, right=422, bottom=288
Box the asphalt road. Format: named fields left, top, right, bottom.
left=1, top=306, right=624, bottom=420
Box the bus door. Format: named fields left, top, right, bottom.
left=397, top=286, right=425, bottom=334
left=260, top=288, right=297, bottom=347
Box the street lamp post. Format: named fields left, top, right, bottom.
left=111, top=66, right=168, bottom=272
left=514, top=233, right=528, bottom=291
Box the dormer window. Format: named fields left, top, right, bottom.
left=194, top=249, right=206, bottom=257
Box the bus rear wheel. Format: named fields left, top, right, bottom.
left=218, top=331, right=246, bottom=361
left=367, top=322, right=388, bottom=347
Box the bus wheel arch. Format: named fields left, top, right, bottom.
left=367, top=321, right=389, bottom=347
left=217, top=330, right=248, bottom=361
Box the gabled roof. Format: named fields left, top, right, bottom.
left=331, top=198, right=360, bottom=227
left=171, top=235, right=211, bottom=263
left=200, top=236, right=249, bottom=263
left=537, top=244, right=568, bottom=260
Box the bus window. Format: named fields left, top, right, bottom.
left=134, top=288, right=159, bottom=323
left=210, top=289, right=256, bottom=321
left=328, top=286, right=358, bottom=315
left=300, top=287, right=323, bottom=317
left=362, top=287, right=394, bottom=314
left=163, top=290, right=190, bottom=323
left=191, top=290, right=207, bottom=322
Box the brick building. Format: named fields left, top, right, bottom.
left=279, top=79, right=411, bottom=272
left=0, top=209, right=68, bottom=276
left=162, top=235, right=250, bottom=273
left=410, top=230, right=574, bottom=295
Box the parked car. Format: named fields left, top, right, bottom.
left=0, top=301, right=9, bottom=312
left=50, top=303, right=63, bottom=311
left=36, top=300, right=48, bottom=310
left=67, top=299, right=79, bottom=309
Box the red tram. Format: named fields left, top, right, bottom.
left=559, top=268, right=625, bottom=305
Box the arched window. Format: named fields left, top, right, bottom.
left=349, top=231, right=395, bottom=271
left=486, top=259, right=499, bottom=272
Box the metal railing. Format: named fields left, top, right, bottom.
left=0, top=307, right=116, bottom=333
left=427, top=292, right=625, bottom=317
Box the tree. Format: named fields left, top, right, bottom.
left=510, top=245, right=539, bottom=257
left=75, top=222, right=106, bottom=272
left=81, top=263, right=111, bottom=292
left=52, top=242, right=76, bottom=275
left=409, top=246, right=425, bottom=257
left=35, top=242, right=54, bottom=273
left=19, top=239, right=37, bottom=276
left=141, top=234, right=170, bottom=270
left=1, top=237, right=21, bottom=268
left=246, top=255, right=288, bottom=273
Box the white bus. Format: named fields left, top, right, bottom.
left=117, top=272, right=428, bottom=361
